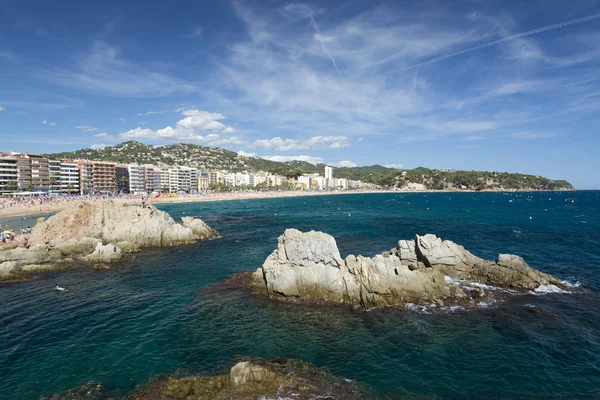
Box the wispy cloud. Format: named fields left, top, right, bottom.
left=262, top=155, right=324, bottom=165
left=76, top=125, right=98, bottom=132
left=332, top=160, right=357, bottom=167
left=119, top=117, right=126, bottom=123
left=136, top=111, right=163, bottom=116
left=390, top=12, right=600, bottom=72
left=252, top=136, right=350, bottom=151
left=184, top=26, right=203, bottom=38
left=45, top=41, right=196, bottom=97
left=91, top=143, right=108, bottom=150
left=42, top=120, right=56, bottom=126
left=512, top=132, right=560, bottom=139
left=384, top=164, right=404, bottom=169
left=0, top=106, right=5, bottom=112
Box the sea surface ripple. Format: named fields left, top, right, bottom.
left=0, top=191, right=599, bottom=399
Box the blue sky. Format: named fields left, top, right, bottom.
left=1, top=0, right=600, bottom=188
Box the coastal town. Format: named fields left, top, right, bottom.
left=0, top=152, right=374, bottom=197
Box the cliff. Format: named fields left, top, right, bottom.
left=249, top=229, right=563, bottom=309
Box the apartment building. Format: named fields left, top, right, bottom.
left=60, top=161, right=80, bottom=193
left=92, top=162, right=117, bottom=193
left=127, top=165, right=146, bottom=194
left=16, top=154, right=50, bottom=192
left=0, top=155, right=18, bottom=193
left=49, top=160, right=62, bottom=193
left=198, top=176, right=209, bottom=191
left=77, top=161, right=94, bottom=195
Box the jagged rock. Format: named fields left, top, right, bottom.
left=249, top=229, right=564, bottom=309
left=83, top=243, right=123, bottom=263
left=0, top=261, right=20, bottom=278
left=182, top=216, right=219, bottom=240
left=1, top=200, right=219, bottom=282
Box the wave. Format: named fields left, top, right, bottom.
left=533, top=285, right=571, bottom=294
left=561, top=280, right=581, bottom=288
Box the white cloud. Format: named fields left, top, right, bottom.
left=76, top=125, right=98, bottom=132
left=384, top=164, right=404, bottom=169
left=0, top=106, right=5, bottom=112
left=91, top=143, right=108, bottom=150
left=262, top=155, right=325, bottom=165
left=121, top=128, right=155, bottom=139
left=119, top=117, right=126, bottom=123
left=332, top=160, right=357, bottom=168
left=42, top=120, right=56, bottom=126
left=252, top=136, right=350, bottom=151
left=115, top=109, right=240, bottom=146
left=94, top=132, right=112, bottom=138
left=237, top=150, right=257, bottom=157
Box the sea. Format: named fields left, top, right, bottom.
left=0, top=191, right=599, bottom=399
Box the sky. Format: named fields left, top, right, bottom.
left=1, top=0, right=600, bottom=188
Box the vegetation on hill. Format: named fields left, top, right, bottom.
left=47, top=141, right=574, bottom=190
left=378, top=168, right=574, bottom=191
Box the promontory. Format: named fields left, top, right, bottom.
left=0, top=200, right=218, bottom=282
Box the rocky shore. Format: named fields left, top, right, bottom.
left=41, top=357, right=366, bottom=400
left=248, top=229, right=564, bottom=309
left=0, top=200, right=218, bottom=282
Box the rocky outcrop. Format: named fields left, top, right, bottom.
left=0, top=200, right=219, bottom=282
left=43, top=357, right=365, bottom=400
left=133, top=357, right=365, bottom=400
left=249, top=229, right=563, bottom=309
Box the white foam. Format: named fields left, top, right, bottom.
left=561, top=280, right=581, bottom=288
left=534, top=284, right=570, bottom=294
left=444, top=276, right=463, bottom=285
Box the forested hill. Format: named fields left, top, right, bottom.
left=47, top=141, right=574, bottom=191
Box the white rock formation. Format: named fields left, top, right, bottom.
left=250, top=229, right=563, bottom=309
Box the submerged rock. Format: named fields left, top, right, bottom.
left=249, top=229, right=564, bottom=309
left=40, top=381, right=111, bottom=400
left=0, top=200, right=219, bottom=282
left=44, top=357, right=365, bottom=400
left=129, top=357, right=366, bottom=400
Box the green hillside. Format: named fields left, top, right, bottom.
left=46, top=141, right=574, bottom=190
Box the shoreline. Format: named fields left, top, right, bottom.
left=0, top=188, right=578, bottom=219
left=0, top=190, right=392, bottom=219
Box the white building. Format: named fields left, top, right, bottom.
left=49, top=160, right=62, bottom=193
left=324, top=165, right=334, bottom=187
left=0, top=155, right=18, bottom=193
left=128, top=165, right=147, bottom=194
left=60, top=162, right=80, bottom=193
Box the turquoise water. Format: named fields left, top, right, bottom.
left=1, top=192, right=599, bottom=399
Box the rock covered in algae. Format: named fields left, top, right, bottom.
left=44, top=357, right=366, bottom=400
left=249, top=229, right=564, bottom=309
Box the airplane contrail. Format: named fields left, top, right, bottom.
left=308, top=13, right=341, bottom=75
left=284, top=3, right=341, bottom=75
left=389, top=12, right=600, bottom=73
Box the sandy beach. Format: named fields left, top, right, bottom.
left=0, top=190, right=395, bottom=219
